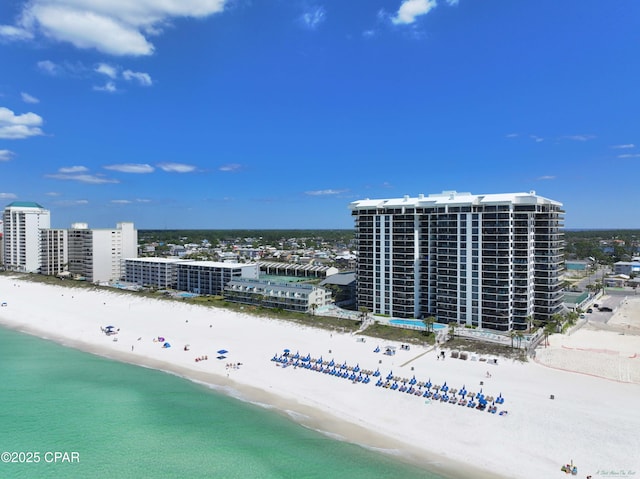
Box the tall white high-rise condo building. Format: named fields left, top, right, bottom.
left=2, top=202, right=51, bottom=273
left=67, top=222, right=138, bottom=283
left=350, top=191, right=564, bottom=331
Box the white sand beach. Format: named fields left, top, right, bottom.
left=1, top=275, right=639, bottom=479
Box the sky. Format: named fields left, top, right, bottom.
left=1, top=0, right=639, bottom=230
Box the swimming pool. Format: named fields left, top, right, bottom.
left=389, top=319, right=446, bottom=330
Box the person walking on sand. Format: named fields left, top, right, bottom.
left=131, top=345, right=134, bottom=352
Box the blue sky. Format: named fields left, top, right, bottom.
left=1, top=0, right=638, bottom=230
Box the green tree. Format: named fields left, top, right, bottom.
left=422, top=316, right=436, bottom=336
left=448, top=322, right=456, bottom=341
left=543, top=322, right=556, bottom=347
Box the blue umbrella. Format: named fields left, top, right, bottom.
left=217, top=349, right=228, bottom=354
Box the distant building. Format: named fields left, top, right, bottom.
left=2, top=201, right=51, bottom=273
left=613, top=261, right=640, bottom=276
left=176, top=261, right=259, bottom=296
left=319, top=272, right=356, bottom=310
left=68, top=222, right=137, bottom=282
left=565, top=260, right=592, bottom=272
left=224, top=278, right=332, bottom=313
left=258, top=261, right=339, bottom=279
left=350, top=191, right=564, bottom=331
left=124, top=257, right=184, bottom=289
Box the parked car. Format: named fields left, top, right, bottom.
left=599, top=306, right=613, bottom=312
left=587, top=308, right=593, bottom=313
left=593, top=303, right=599, bottom=308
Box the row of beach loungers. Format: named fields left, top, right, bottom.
left=272, top=351, right=507, bottom=414
left=271, top=352, right=374, bottom=384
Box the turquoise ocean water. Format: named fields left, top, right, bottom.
left=0, top=327, right=445, bottom=479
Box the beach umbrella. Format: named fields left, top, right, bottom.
left=105, top=325, right=115, bottom=330
left=217, top=349, right=228, bottom=354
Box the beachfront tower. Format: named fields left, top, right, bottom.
left=350, top=191, right=565, bottom=331
left=67, top=222, right=138, bottom=283
left=2, top=201, right=51, bottom=273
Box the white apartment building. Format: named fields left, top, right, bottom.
left=124, top=257, right=184, bottom=289
left=350, top=191, right=564, bottom=331
left=224, top=278, right=332, bottom=313
left=177, top=261, right=259, bottom=296
left=2, top=202, right=51, bottom=272
left=68, top=222, right=137, bottom=283
left=40, top=228, right=68, bottom=276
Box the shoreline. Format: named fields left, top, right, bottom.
left=2, top=275, right=639, bottom=478
left=0, top=312, right=492, bottom=479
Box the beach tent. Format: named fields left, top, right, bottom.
left=217, top=349, right=228, bottom=355
left=163, top=342, right=171, bottom=348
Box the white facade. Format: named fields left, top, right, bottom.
left=2, top=202, right=51, bottom=272
left=177, top=261, right=259, bottom=296
left=40, top=228, right=68, bottom=276
left=350, top=191, right=564, bottom=331
left=68, top=222, right=138, bottom=283
left=124, top=257, right=184, bottom=289
left=224, top=278, right=332, bottom=312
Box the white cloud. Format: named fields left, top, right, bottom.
left=505, top=133, right=519, bottom=138
left=0, top=107, right=45, bottom=139
left=55, top=199, right=90, bottom=206
left=362, top=29, right=376, bottom=38
left=46, top=173, right=118, bottom=184
left=59, top=165, right=89, bottom=173
left=530, top=135, right=544, bottom=143
left=157, top=162, right=196, bottom=173
left=37, top=59, right=61, bottom=75
left=392, top=0, right=437, bottom=25
left=8, top=0, right=227, bottom=56
left=219, top=163, right=242, bottom=172
left=618, top=154, right=640, bottom=159
left=136, top=198, right=151, bottom=203
left=562, top=134, right=595, bottom=141
left=45, top=191, right=61, bottom=196
left=95, top=63, right=118, bottom=79
left=537, top=175, right=556, bottom=181
left=612, top=144, right=635, bottom=149
left=93, top=81, right=117, bottom=93
left=300, top=6, right=326, bottom=30
left=21, top=92, right=40, bottom=104
left=123, top=70, right=152, bottom=86
left=111, top=199, right=132, bottom=204
left=305, top=189, right=348, bottom=196
left=445, top=0, right=459, bottom=5
left=104, top=163, right=154, bottom=173
left=0, top=24, right=33, bottom=40
left=0, top=149, right=16, bottom=161
left=0, top=192, right=18, bottom=199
